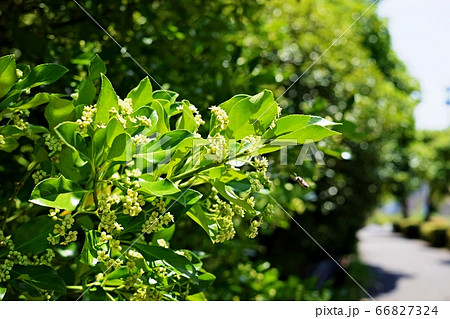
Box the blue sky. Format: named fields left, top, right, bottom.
left=378, top=0, right=450, bottom=130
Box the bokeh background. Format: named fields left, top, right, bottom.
left=1, top=0, right=449, bottom=300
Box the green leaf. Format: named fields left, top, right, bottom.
left=88, top=54, right=106, bottom=80
left=75, top=78, right=96, bottom=106
left=9, top=265, right=66, bottom=294
left=0, top=136, right=19, bottom=152
left=44, top=96, right=74, bottom=130
left=151, top=224, right=175, bottom=245
left=135, top=130, right=193, bottom=168
left=308, top=115, right=340, bottom=127
left=80, top=230, right=108, bottom=266
left=127, top=77, right=153, bottom=110
left=187, top=204, right=218, bottom=242
left=262, top=114, right=311, bottom=139
left=273, top=124, right=339, bottom=143
left=175, top=100, right=197, bottom=132
left=14, top=63, right=68, bottom=92
left=213, top=180, right=254, bottom=211
left=138, top=177, right=181, bottom=196
left=13, top=92, right=50, bottom=110
left=188, top=272, right=216, bottom=295
left=29, top=175, right=87, bottom=210
left=116, top=213, right=146, bottom=235
left=153, top=90, right=179, bottom=103
left=95, top=74, right=118, bottom=123
left=133, top=243, right=197, bottom=282
left=260, top=125, right=340, bottom=154
left=55, top=121, right=89, bottom=156
left=0, top=54, right=16, bottom=98
left=11, top=215, right=56, bottom=254
left=168, top=189, right=203, bottom=222
left=105, top=117, right=126, bottom=147
left=226, top=90, right=278, bottom=140
left=107, top=132, right=131, bottom=161
left=148, top=100, right=169, bottom=134
left=217, top=93, right=248, bottom=113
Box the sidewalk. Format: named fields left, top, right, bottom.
left=358, top=224, right=450, bottom=300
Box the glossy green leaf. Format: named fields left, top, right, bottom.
left=262, top=114, right=311, bottom=139
left=260, top=125, right=340, bottom=154
left=138, top=177, right=180, bottom=196
left=273, top=124, right=339, bottom=144
left=187, top=204, right=218, bottom=242
left=168, top=189, right=203, bottom=222
left=95, top=74, right=118, bottom=123
left=30, top=175, right=87, bottom=210
left=213, top=180, right=253, bottom=210
left=127, top=76, right=153, bottom=110
left=151, top=224, right=175, bottom=245
left=153, top=90, right=179, bottom=103
left=55, top=121, right=89, bottom=156
left=44, top=96, right=74, bottom=130
left=105, top=117, right=126, bottom=147
left=133, top=243, right=197, bottom=282
left=107, top=132, right=131, bottom=161
left=226, top=90, right=278, bottom=140
left=13, top=92, right=50, bottom=110
left=88, top=54, right=106, bottom=80
left=13, top=63, right=68, bottom=92
left=11, top=215, right=56, bottom=255
left=9, top=265, right=66, bottom=294
left=175, top=100, right=197, bottom=132
left=148, top=100, right=169, bottom=134
left=0, top=136, right=19, bottom=152
left=0, top=54, right=16, bottom=98
left=75, top=78, right=96, bottom=106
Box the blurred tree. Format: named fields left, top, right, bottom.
left=409, top=129, right=450, bottom=220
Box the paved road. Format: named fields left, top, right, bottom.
left=358, top=224, right=450, bottom=300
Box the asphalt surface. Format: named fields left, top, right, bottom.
left=357, top=224, right=450, bottom=300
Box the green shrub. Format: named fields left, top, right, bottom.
left=399, top=219, right=422, bottom=239
left=420, top=221, right=448, bottom=247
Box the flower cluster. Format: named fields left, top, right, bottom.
left=132, top=133, right=152, bottom=145
left=206, top=135, right=228, bottom=163
left=247, top=156, right=271, bottom=192
left=76, top=104, right=96, bottom=130
left=12, top=111, right=29, bottom=131
left=130, top=286, right=163, bottom=301
left=97, top=250, right=123, bottom=270
left=208, top=190, right=238, bottom=243
left=0, top=134, right=5, bottom=145
left=44, top=134, right=62, bottom=152
left=1, top=231, right=55, bottom=283
left=47, top=210, right=78, bottom=245
left=210, top=105, right=229, bottom=131
left=142, top=211, right=174, bottom=234
left=123, top=188, right=145, bottom=216
left=123, top=269, right=145, bottom=289
left=136, top=115, right=152, bottom=127
left=98, top=193, right=122, bottom=233
left=32, top=170, right=47, bottom=184
left=242, top=135, right=262, bottom=154
left=246, top=219, right=261, bottom=239
left=118, top=98, right=133, bottom=115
